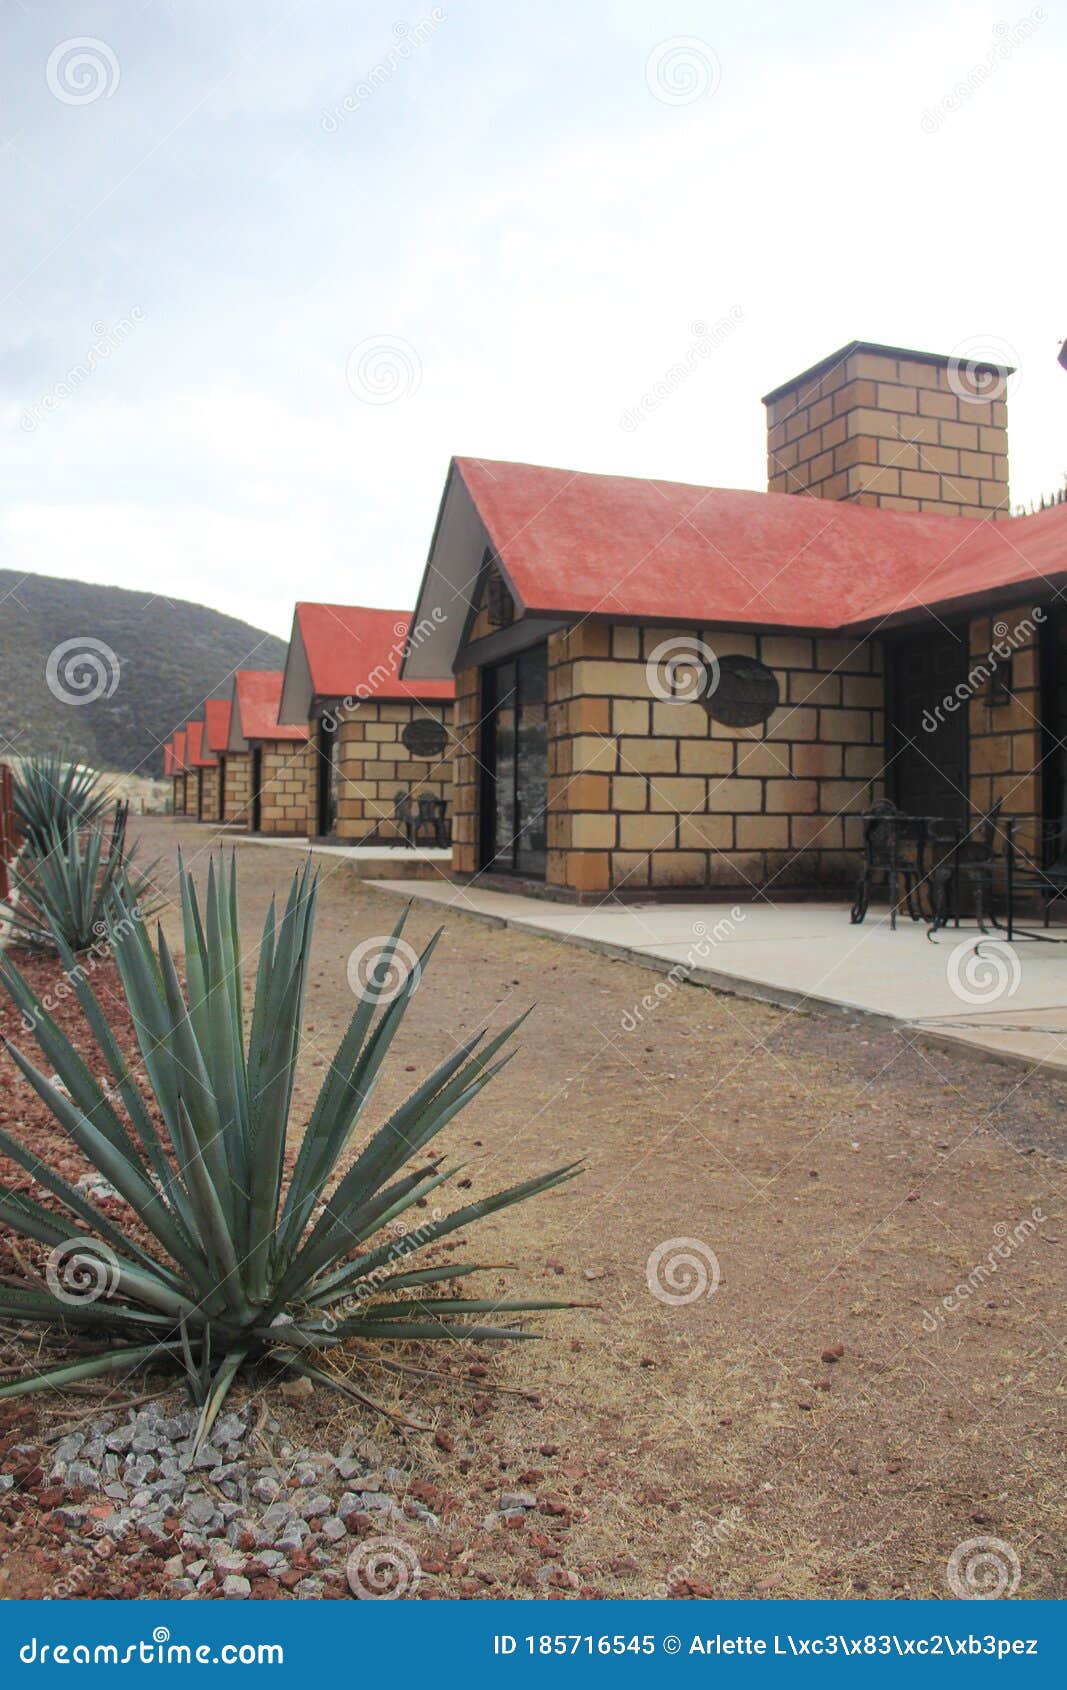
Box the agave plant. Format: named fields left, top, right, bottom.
left=12, top=755, right=112, bottom=852
left=1, top=803, right=158, bottom=953
left=0, top=856, right=579, bottom=1446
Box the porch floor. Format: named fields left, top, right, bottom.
left=368, top=879, right=1067, bottom=1076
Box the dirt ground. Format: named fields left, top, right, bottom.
left=3, top=813, right=1065, bottom=1601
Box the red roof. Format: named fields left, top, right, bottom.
left=234, top=670, right=309, bottom=742
left=204, top=697, right=231, bottom=754
left=186, top=720, right=216, bottom=768
left=163, top=743, right=174, bottom=776
left=172, top=730, right=187, bottom=772
left=453, top=458, right=1067, bottom=632
left=296, top=603, right=454, bottom=701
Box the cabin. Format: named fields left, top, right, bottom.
left=202, top=696, right=252, bottom=825
left=182, top=722, right=206, bottom=819
left=186, top=717, right=220, bottom=821
left=402, top=340, right=1064, bottom=900
left=227, top=670, right=313, bottom=836
left=278, top=603, right=454, bottom=842
left=199, top=698, right=232, bottom=823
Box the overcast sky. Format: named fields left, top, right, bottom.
left=1, top=1, right=1062, bottom=639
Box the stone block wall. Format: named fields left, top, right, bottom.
left=546, top=625, right=885, bottom=895
left=765, top=346, right=1009, bottom=518
left=966, top=602, right=1044, bottom=857
left=453, top=624, right=886, bottom=895
left=171, top=776, right=184, bottom=816
left=255, top=741, right=314, bottom=835
left=332, top=702, right=454, bottom=842
left=224, top=753, right=252, bottom=825
left=183, top=770, right=200, bottom=818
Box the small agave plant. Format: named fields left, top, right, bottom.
left=0, top=857, right=579, bottom=1447
left=2, top=803, right=158, bottom=953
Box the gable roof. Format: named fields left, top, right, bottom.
left=172, top=730, right=187, bottom=772
left=278, top=603, right=454, bottom=723
left=204, top=697, right=232, bottom=755
left=163, top=742, right=174, bottom=776
left=186, top=720, right=216, bottom=768
left=401, top=456, right=1067, bottom=679
left=229, top=670, right=309, bottom=749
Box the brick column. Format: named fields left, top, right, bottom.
left=451, top=669, right=480, bottom=875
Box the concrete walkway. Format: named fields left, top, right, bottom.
left=368, top=878, right=1067, bottom=1076
left=228, top=834, right=451, bottom=879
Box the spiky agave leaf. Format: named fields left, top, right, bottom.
left=11, top=755, right=113, bottom=852
left=0, top=854, right=582, bottom=1444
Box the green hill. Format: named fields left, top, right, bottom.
left=0, top=570, right=287, bottom=776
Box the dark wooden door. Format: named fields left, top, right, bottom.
left=888, top=628, right=969, bottom=819
left=1040, top=606, right=1067, bottom=858
left=251, top=749, right=262, bottom=832
left=480, top=644, right=548, bottom=877
left=317, top=714, right=339, bottom=837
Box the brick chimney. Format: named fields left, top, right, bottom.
left=762, top=340, right=1011, bottom=519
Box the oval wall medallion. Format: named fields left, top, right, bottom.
left=401, top=717, right=448, bottom=758
left=704, top=654, right=780, bottom=727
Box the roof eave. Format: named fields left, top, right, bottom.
left=401, top=459, right=518, bottom=683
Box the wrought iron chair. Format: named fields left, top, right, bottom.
left=850, top=799, right=924, bottom=928
left=928, top=800, right=1005, bottom=934
left=362, top=789, right=418, bottom=848
left=413, top=795, right=451, bottom=848
left=1003, top=816, right=1067, bottom=929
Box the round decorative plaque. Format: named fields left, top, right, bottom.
left=401, top=717, right=448, bottom=758
left=704, top=654, right=780, bottom=728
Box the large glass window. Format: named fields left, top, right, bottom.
left=480, top=644, right=548, bottom=878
